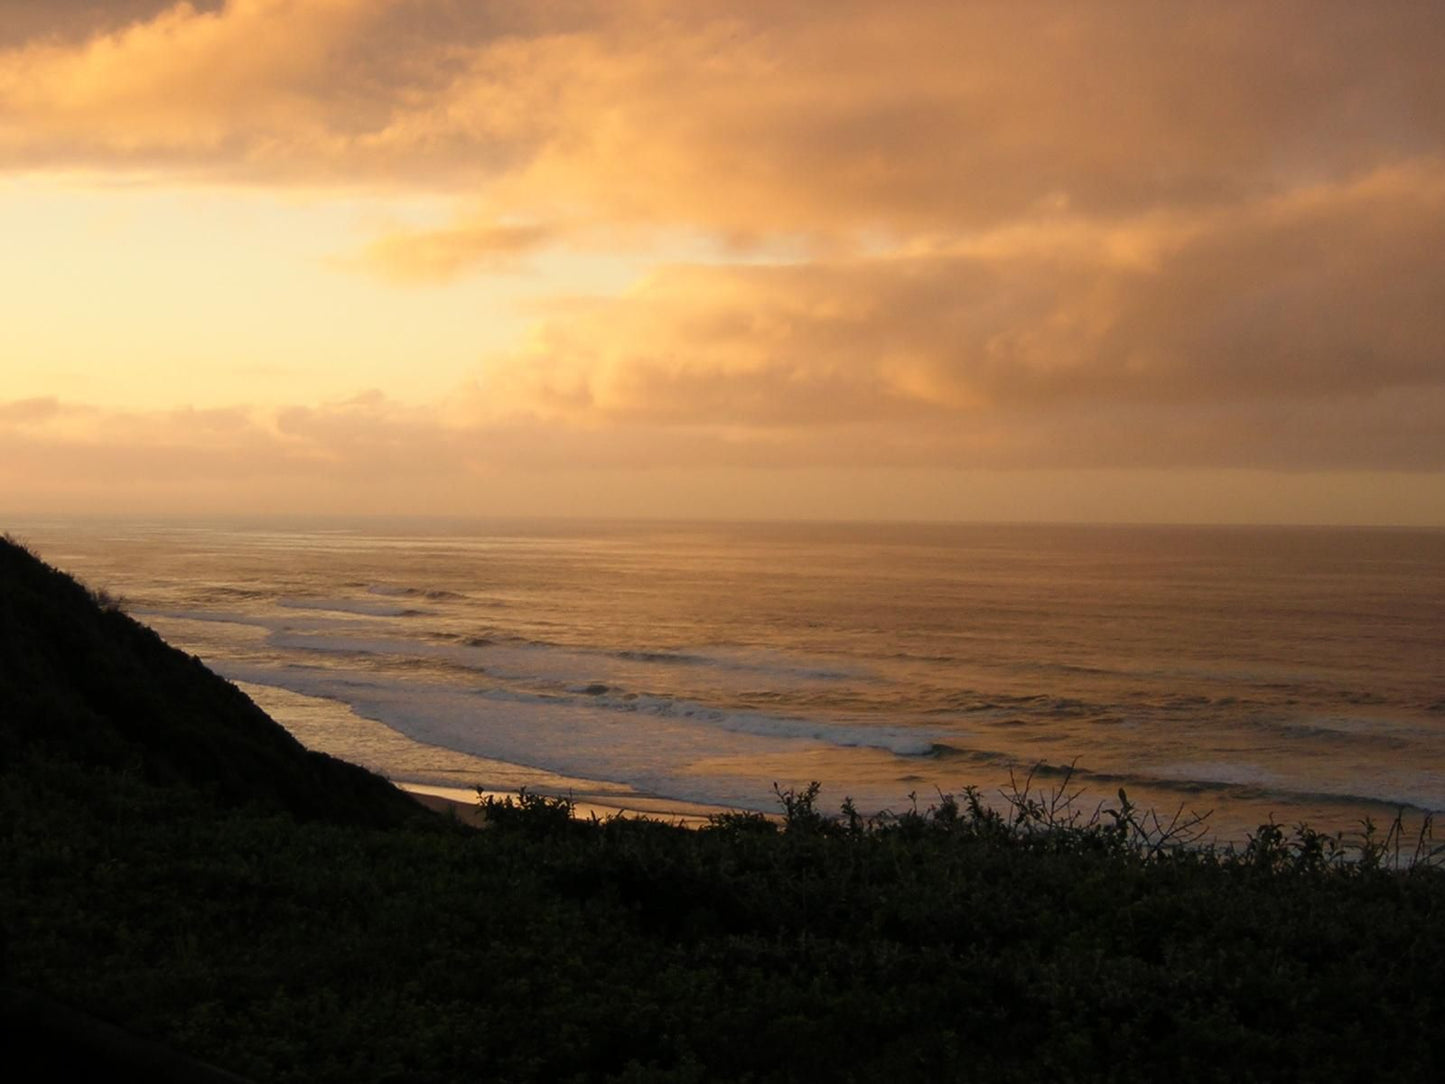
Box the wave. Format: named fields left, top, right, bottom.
left=615, top=649, right=709, bottom=666
left=613, top=645, right=862, bottom=683
left=869, top=744, right=1444, bottom=817
left=469, top=684, right=944, bottom=757
left=1237, top=712, right=1431, bottom=748
left=258, top=622, right=866, bottom=693
left=220, top=658, right=943, bottom=767
left=279, top=598, right=430, bottom=618
left=267, top=631, right=479, bottom=667
left=208, top=656, right=1445, bottom=821
left=920, top=690, right=1114, bottom=720
left=885, top=651, right=960, bottom=665
left=136, top=607, right=272, bottom=629
left=151, top=603, right=1443, bottom=820
left=186, top=586, right=272, bottom=603
left=366, top=584, right=467, bottom=602
left=1023, top=761, right=1445, bottom=817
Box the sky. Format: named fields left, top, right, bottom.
left=2, top=0, right=1443, bottom=524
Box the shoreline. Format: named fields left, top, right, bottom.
left=400, top=782, right=734, bottom=830
left=399, top=779, right=1441, bottom=850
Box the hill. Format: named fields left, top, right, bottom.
left=0, top=534, right=423, bottom=827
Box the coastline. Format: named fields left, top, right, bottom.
left=400, top=782, right=731, bottom=829
left=13, top=519, right=1442, bottom=849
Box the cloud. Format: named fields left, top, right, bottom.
left=0, top=394, right=457, bottom=509
left=0, top=0, right=443, bottom=179
left=4, top=0, right=1431, bottom=292
left=4, top=3, right=1442, bottom=215
left=469, top=163, right=1445, bottom=468
left=4, top=392, right=1443, bottom=525
left=5, top=2, right=1443, bottom=269
left=355, top=220, right=554, bottom=282
left=22, top=164, right=1431, bottom=488
left=3, top=2, right=1444, bottom=494
left=0, top=396, right=64, bottom=424
left=0, top=2, right=204, bottom=50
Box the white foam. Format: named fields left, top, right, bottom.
left=135, top=607, right=272, bottom=629
left=219, top=661, right=942, bottom=801
left=279, top=598, right=426, bottom=618
left=240, top=624, right=942, bottom=759
left=365, top=584, right=415, bottom=598
left=477, top=685, right=943, bottom=757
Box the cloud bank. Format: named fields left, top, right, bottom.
left=2, top=2, right=1443, bottom=517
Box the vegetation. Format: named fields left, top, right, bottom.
left=3, top=534, right=1444, bottom=1081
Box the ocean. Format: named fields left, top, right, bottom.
left=9, top=518, right=1443, bottom=844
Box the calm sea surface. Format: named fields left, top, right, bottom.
left=10, top=518, right=1444, bottom=843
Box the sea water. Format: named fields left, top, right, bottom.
left=10, top=518, right=1444, bottom=843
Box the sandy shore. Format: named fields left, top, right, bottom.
left=401, top=782, right=735, bottom=830
left=405, top=788, right=492, bottom=828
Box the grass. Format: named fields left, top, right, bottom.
left=7, top=756, right=1444, bottom=1081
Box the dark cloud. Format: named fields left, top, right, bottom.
left=0, top=1, right=214, bottom=49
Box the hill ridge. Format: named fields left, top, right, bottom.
left=0, top=534, right=422, bottom=828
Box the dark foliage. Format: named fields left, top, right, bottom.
left=3, top=534, right=1444, bottom=1082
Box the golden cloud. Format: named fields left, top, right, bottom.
left=478, top=164, right=1445, bottom=437
left=355, top=220, right=554, bottom=282
left=0, top=1, right=393, bottom=165
left=5, top=2, right=1441, bottom=214
left=3, top=2, right=1444, bottom=488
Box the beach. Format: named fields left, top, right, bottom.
left=403, top=783, right=726, bottom=830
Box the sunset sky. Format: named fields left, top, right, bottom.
left=2, top=1, right=1442, bottom=523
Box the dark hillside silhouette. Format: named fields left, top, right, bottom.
left=0, top=534, right=421, bottom=828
